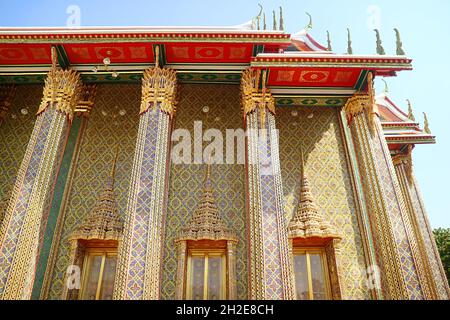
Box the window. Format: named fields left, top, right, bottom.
left=80, top=248, right=117, bottom=300
left=293, top=248, right=331, bottom=300
left=185, top=250, right=226, bottom=300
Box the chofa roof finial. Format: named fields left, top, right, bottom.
left=347, top=28, right=353, bottom=54
left=326, top=31, right=332, bottom=51
left=374, top=29, right=386, bottom=55
left=279, top=6, right=284, bottom=31
left=423, top=112, right=431, bottom=134
left=394, top=28, right=406, bottom=55
left=406, top=99, right=415, bottom=122
left=272, top=10, right=277, bottom=30
left=304, top=12, right=312, bottom=31
left=382, top=78, right=389, bottom=94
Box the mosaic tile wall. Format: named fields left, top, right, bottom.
left=161, top=84, right=247, bottom=299
left=0, top=85, right=42, bottom=208
left=277, top=106, right=371, bottom=299
left=47, top=84, right=140, bottom=299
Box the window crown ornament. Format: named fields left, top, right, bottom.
left=175, top=162, right=237, bottom=243
left=69, top=149, right=123, bottom=242
left=288, top=155, right=341, bottom=243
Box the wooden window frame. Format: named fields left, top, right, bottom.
left=185, top=248, right=227, bottom=300
left=79, top=247, right=117, bottom=300
left=293, top=247, right=332, bottom=300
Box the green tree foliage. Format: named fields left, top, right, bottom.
left=433, top=228, right=450, bottom=285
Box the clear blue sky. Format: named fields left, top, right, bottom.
left=1, top=0, right=449, bottom=227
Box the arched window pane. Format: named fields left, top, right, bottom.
left=310, top=254, right=327, bottom=300
left=100, top=255, right=117, bottom=300
left=190, top=257, right=205, bottom=300
left=293, top=254, right=309, bottom=300
left=82, top=255, right=102, bottom=300
left=207, top=256, right=223, bottom=300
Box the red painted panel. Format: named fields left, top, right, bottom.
left=64, top=42, right=154, bottom=64
left=0, top=44, right=52, bottom=65
left=267, top=67, right=361, bottom=87
left=165, top=42, right=253, bottom=63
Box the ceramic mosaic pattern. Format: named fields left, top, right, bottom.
left=117, top=107, right=170, bottom=299
left=0, top=85, right=42, bottom=207
left=397, top=165, right=449, bottom=299
left=248, top=110, right=287, bottom=299
left=47, top=84, right=140, bottom=299
left=277, top=106, right=370, bottom=299
left=371, top=128, right=423, bottom=299
left=0, top=108, right=69, bottom=298
left=161, top=84, right=247, bottom=299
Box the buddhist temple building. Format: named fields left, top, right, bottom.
left=0, top=9, right=448, bottom=300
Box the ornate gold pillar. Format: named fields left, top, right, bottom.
left=113, top=62, right=177, bottom=300
left=0, top=62, right=81, bottom=299
left=393, top=148, right=450, bottom=299
left=344, top=72, right=432, bottom=299
left=241, top=68, right=294, bottom=300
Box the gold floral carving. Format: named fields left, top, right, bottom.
left=240, top=68, right=275, bottom=126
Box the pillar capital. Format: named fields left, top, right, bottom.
left=392, top=145, right=413, bottom=182
left=343, top=72, right=378, bottom=131
left=37, top=67, right=82, bottom=121
left=140, top=67, right=177, bottom=117
left=240, top=68, right=275, bottom=125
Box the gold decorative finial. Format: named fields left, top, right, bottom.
left=374, top=29, right=386, bottom=55
left=305, top=12, right=312, bottom=31
left=51, top=46, right=58, bottom=69
left=423, top=112, right=431, bottom=134
left=382, top=78, right=388, bottom=94
left=279, top=6, right=284, bottom=31
left=263, top=13, right=266, bottom=30
left=347, top=28, right=353, bottom=54
left=406, top=99, right=415, bottom=121
left=155, top=45, right=160, bottom=68
left=394, top=28, right=406, bottom=55
left=326, top=31, right=332, bottom=51
left=272, top=10, right=277, bottom=30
